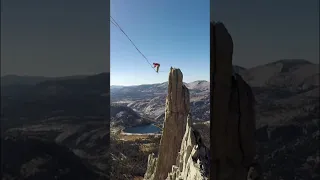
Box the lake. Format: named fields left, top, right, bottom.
left=123, top=124, right=161, bottom=134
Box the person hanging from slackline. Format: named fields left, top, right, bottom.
left=153, top=63, right=160, bottom=73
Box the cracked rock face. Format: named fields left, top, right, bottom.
left=144, top=68, right=209, bottom=180
left=166, top=114, right=210, bottom=180
left=211, top=22, right=258, bottom=180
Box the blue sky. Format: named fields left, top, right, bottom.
left=212, top=0, right=319, bottom=68
left=111, top=0, right=210, bottom=86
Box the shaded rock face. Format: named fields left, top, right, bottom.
left=144, top=68, right=209, bottom=180
left=166, top=114, right=210, bottom=180
left=211, top=22, right=257, bottom=180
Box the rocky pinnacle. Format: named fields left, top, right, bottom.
left=152, top=67, right=190, bottom=180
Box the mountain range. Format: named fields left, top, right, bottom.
left=1, top=59, right=319, bottom=179
left=111, top=59, right=319, bottom=123
left=110, top=59, right=319, bottom=179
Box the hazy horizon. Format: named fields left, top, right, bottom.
left=2, top=58, right=317, bottom=80
left=0, top=72, right=109, bottom=78
left=111, top=79, right=209, bottom=87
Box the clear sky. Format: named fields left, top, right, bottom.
left=1, top=0, right=110, bottom=77
left=110, top=0, right=210, bottom=86
left=212, top=0, right=319, bottom=68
